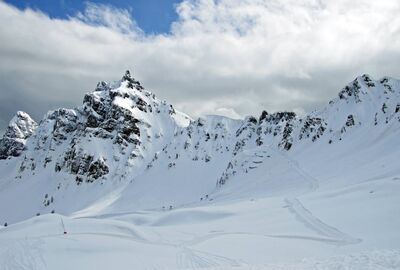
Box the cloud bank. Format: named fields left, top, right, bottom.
left=0, top=0, right=399, bottom=132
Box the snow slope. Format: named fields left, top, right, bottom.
left=0, top=72, right=399, bottom=269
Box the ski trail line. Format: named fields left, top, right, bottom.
left=180, top=231, right=358, bottom=246
left=285, top=197, right=361, bottom=245
left=176, top=246, right=240, bottom=269
left=270, top=147, right=361, bottom=245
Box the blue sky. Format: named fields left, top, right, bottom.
left=4, top=0, right=181, bottom=34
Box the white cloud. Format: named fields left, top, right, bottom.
left=74, top=2, right=143, bottom=36
left=0, top=0, right=399, bottom=129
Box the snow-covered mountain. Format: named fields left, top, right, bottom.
left=0, top=72, right=399, bottom=269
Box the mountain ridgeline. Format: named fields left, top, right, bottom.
left=0, top=71, right=399, bottom=223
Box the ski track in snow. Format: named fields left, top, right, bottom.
left=176, top=247, right=240, bottom=269
left=284, top=198, right=361, bottom=245
left=178, top=230, right=357, bottom=248
left=0, top=229, right=242, bottom=269
left=271, top=147, right=361, bottom=245
left=274, top=150, right=362, bottom=245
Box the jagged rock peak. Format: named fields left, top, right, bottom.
left=121, top=70, right=143, bottom=91
left=260, top=111, right=296, bottom=125
left=335, top=74, right=399, bottom=103
left=5, top=111, right=37, bottom=139
left=259, top=110, right=268, bottom=122
left=122, top=70, right=133, bottom=81
left=0, top=111, right=37, bottom=159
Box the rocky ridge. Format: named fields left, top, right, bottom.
left=0, top=72, right=399, bottom=222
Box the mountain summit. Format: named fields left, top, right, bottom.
left=0, top=72, right=399, bottom=223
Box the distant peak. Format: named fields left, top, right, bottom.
left=121, top=70, right=143, bottom=90
left=122, top=70, right=133, bottom=81
left=10, top=111, right=36, bottom=130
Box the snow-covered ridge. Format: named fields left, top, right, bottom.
left=0, top=72, right=399, bottom=223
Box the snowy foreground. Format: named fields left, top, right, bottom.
left=0, top=73, right=399, bottom=269
left=1, top=143, right=400, bottom=269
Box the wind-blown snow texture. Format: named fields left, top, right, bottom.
left=0, top=72, right=399, bottom=269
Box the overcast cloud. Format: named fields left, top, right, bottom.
left=0, top=0, right=399, bottom=133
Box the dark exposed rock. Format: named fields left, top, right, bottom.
left=362, top=74, right=372, bottom=82
left=87, top=158, right=109, bottom=181
left=57, top=147, right=109, bottom=183
left=100, top=119, right=118, bottom=133
left=122, top=70, right=144, bottom=91
left=49, top=109, right=78, bottom=133
left=382, top=103, right=387, bottom=113
left=233, top=139, right=246, bottom=155
left=256, top=137, right=263, bottom=146
left=83, top=93, right=107, bottom=118
left=247, top=116, right=257, bottom=125
left=261, top=112, right=296, bottom=125
left=299, top=116, right=326, bottom=142
left=366, top=82, right=375, bottom=87
left=169, top=105, right=175, bottom=115
left=0, top=137, right=26, bottom=159
left=279, top=122, right=294, bottom=150
left=345, top=115, right=355, bottom=127
left=197, top=118, right=205, bottom=127
left=136, top=97, right=148, bottom=112
left=380, top=77, right=389, bottom=84
left=338, top=79, right=362, bottom=102
left=362, top=74, right=375, bottom=87
left=259, top=110, right=268, bottom=122
left=86, top=115, right=99, bottom=128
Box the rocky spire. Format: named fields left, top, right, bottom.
left=0, top=111, right=37, bottom=159
left=5, top=111, right=37, bottom=140
left=259, top=110, right=268, bottom=122
left=122, top=70, right=133, bottom=82
left=122, top=70, right=143, bottom=90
